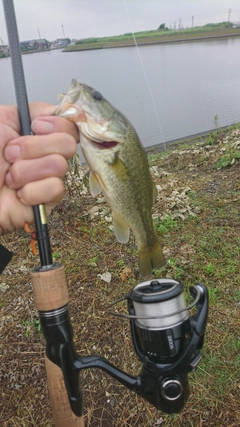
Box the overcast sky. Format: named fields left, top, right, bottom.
left=0, top=0, right=240, bottom=43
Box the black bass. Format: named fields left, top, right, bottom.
left=54, top=79, right=165, bottom=277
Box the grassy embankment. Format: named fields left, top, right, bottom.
left=64, top=21, right=240, bottom=51
left=0, top=123, right=239, bottom=426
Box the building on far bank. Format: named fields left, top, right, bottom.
left=20, top=39, right=50, bottom=51
left=55, top=38, right=70, bottom=47
left=35, top=39, right=51, bottom=50
left=0, top=44, right=9, bottom=55
left=20, top=40, right=37, bottom=51
left=232, top=22, right=240, bottom=28
left=18, top=37, right=70, bottom=52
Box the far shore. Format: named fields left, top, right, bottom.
left=63, top=30, right=240, bottom=52
left=0, top=46, right=63, bottom=59
left=1, top=28, right=240, bottom=59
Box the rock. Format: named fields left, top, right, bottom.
left=97, top=271, right=112, bottom=283
left=0, top=283, right=9, bottom=292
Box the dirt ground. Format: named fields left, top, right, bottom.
left=0, top=128, right=239, bottom=426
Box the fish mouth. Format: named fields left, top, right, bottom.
left=54, top=93, right=111, bottom=126
left=54, top=80, right=84, bottom=119
left=53, top=101, right=83, bottom=119
left=91, top=140, right=118, bottom=149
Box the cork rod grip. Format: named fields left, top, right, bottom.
left=31, top=265, right=84, bottom=426
left=31, top=265, right=69, bottom=311
left=45, top=356, right=84, bottom=427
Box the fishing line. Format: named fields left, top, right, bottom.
left=123, top=0, right=169, bottom=157
left=106, top=285, right=202, bottom=320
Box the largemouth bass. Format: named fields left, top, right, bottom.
left=54, top=79, right=165, bottom=277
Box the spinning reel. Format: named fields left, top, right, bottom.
left=40, top=277, right=208, bottom=415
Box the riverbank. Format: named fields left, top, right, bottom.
left=145, top=124, right=240, bottom=154
left=0, top=46, right=65, bottom=59
left=2, top=23, right=240, bottom=58
left=64, top=25, right=240, bottom=52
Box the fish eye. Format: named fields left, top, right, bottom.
left=91, top=90, right=102, bottom=101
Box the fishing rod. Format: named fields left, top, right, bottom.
left=2, top=1, right=83, bottom=426
left=3, top=1, right=209, bottom=425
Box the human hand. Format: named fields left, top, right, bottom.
left=0, top=102, right=79, bottom=235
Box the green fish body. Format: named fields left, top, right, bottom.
left=54, top=79, right=165, bottom=277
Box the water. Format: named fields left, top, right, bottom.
left=1, top=37, right=240, bottom=149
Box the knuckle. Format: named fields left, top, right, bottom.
left=52, top=154, right=68, bottom=177
left=63, top=134, right=77, bottom=158
left=8, top=163, right=23, bottom=187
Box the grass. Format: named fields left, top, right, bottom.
left=154, top=215, right=182, bottom=234
left=64, top=22, right=240, bottom=52
left=0, top=124, right=239, bottom=426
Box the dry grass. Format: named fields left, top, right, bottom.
left=0, top=126, right=239, bottom=426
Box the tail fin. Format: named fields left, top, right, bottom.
left=138, top=241, right=166, bottom=278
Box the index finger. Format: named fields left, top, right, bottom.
left=0, top=103, right=57, bottom=134
left=29, top=102, right=57, bottom=121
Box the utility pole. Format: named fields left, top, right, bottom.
left=178, top=18, right=182, bottom=30
left=228, top=8, right=231, bottom=22
left=192, top=15, right=194, bottom=28
left=62, top=23, right=65, bottom=39
left=37, top=28, right=41, bottom=39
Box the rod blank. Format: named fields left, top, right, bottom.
left=3, top=0, right=31, bottom=135
left=3, top=0, right=53, bottom=267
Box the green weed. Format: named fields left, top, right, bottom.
left=21, top=320, right=32, bottom=338
left=205, top=132, right=218, bottom=146
left=215, top=150, right=240, bottom=169
left=117, top=259, right=125, bottom=269
left=88, top=256, right=99, bottom=267
left=205, top=262, right=216, bottom=275
left=77, top=226, right=96, bottom=236
left=213, top=114, right=219, bottom=130
left=34, top=319, right=42, bottom=335
left=154, top=215, right=182, bottom=234
left=22, top=319, right=42, bottom=337
left=0, top=298, right=6, bottom=307
left=207, top=286, right=223, bottom=304
left=53, top=251, right=61, bottom=260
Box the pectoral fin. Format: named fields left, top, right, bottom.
left=89, top=172, right=102, bottom=197
left=112, top=212, right=130, bottom=243
left=111, top=157, right=130, bottom=181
